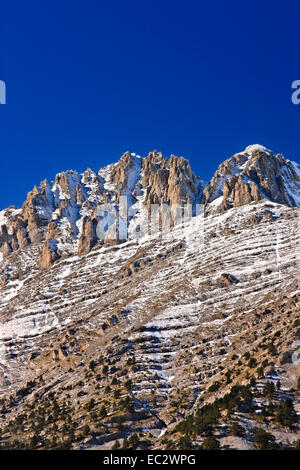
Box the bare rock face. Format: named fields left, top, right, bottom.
left=142, top=151, right=202, bottom=212
left=202, top=145, right=300, bottom=214
left=110, top=151, right=140, bottom=204
left=0, top=145, right=299, bottom=267
left=231, top=175, right=262, bottom=208
left=217, top=273, right=239, bottom=287
left=16, top=227, right=29, bottom=250
left=6, top=218, right=30, bottom=252
left=51, top=347, right=68, bottom=361
left=78, top=214, right=98, bottom=256
left=22, top=180, right=53, bottom=242
left=0, top=225, right=10, bottom=259
left=0, top=208, right=25, bottom=259
left=2, top=241, right=12, bottom=260
left=39, top=238, right=61, bottom=270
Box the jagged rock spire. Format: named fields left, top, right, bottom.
left=0, top=146, right=299, bottom=268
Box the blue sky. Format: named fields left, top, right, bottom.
left=1, top=1, right=299, bottom=210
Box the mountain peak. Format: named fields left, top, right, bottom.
left=0, top=147, right=299, bottom=267
left=0, top=146, right=299, bottom=451
left=242, top=144, right=271, bottom=154
left=202, top=145, right=300, bottom=213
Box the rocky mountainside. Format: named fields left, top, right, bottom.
left=0, top=150, right=203, bottom=268
left=0, top=145, right=299, bottom=450
left=202, top=145, right=300, bottom=214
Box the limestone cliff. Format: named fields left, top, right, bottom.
left=0, top=145, right=299, bottom=267
left=202, top=145, right=300, bottom=214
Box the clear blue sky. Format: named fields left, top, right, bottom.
left=1, top=0, right=299, bottom=210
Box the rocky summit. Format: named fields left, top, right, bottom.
left=0, top=145, right=299, bottom=450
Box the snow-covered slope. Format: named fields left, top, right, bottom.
left=0, top=198, right=299, bottom=392
left=0, top=147, right=299, bottom=388
left=0, top=146, right=299, bottom=450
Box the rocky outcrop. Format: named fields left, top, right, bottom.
left=51, top=347, right=68, bottom=361
left=142, top=151, right=202, bottom=212
left=0, top=145, right=299, bottom=266
left=39, top=238, right=61, bottom=270
left=222, top=174, right=263, bottom=210
left=2, top=241, right=12, bottom=260
left=202, top=145, right=300, bottom=214
left=78, top=214, right=98, bottom=255
left=110, top=151, right=141, bottom=203
left=217, top=273, right=239, bottom=287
